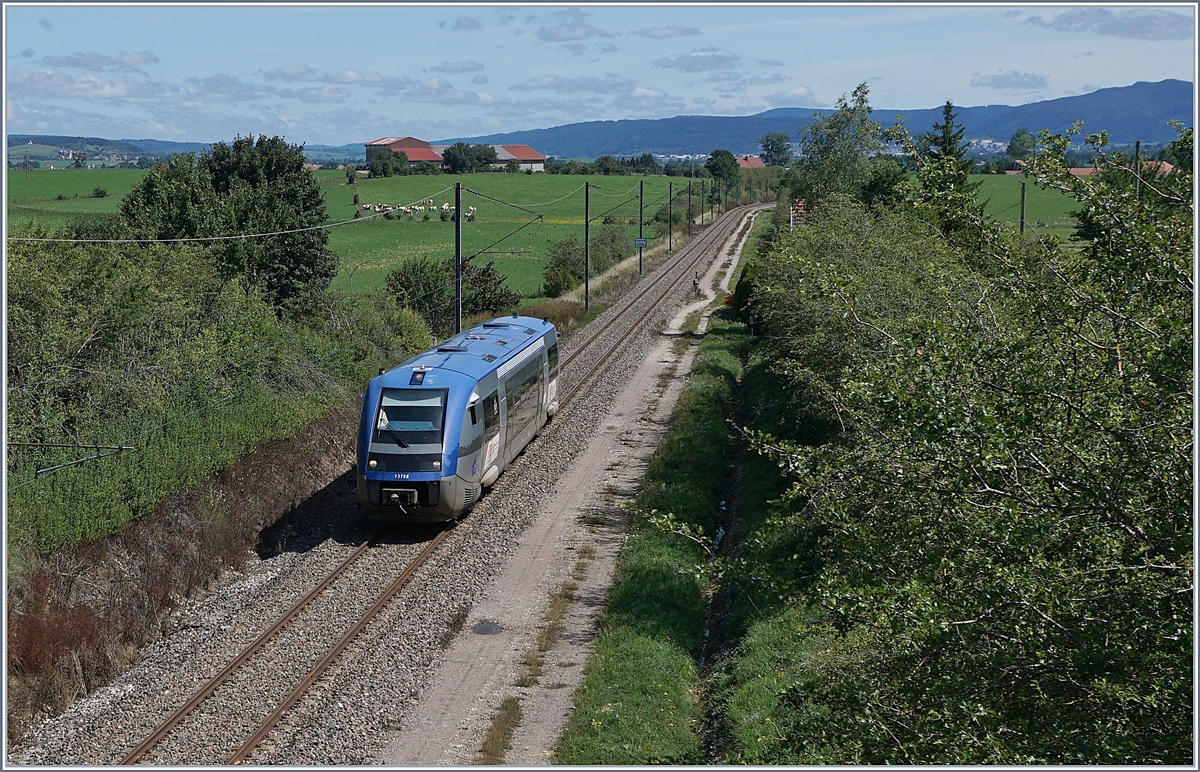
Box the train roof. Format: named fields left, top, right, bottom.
left=381, top=315, right=555, bottom=386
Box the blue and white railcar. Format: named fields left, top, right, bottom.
left=356, top=315, right=560, bottom=521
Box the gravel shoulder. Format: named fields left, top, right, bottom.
left=378, top=207, right=763, bottom=766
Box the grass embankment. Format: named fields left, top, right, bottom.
left=553, top=311, right=754, bottom=764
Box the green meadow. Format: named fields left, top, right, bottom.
left=975, top=174, right=1080, bottom=238
left=317, top=170, right=696, bottom=296
left=8, top=168, right=1082, bottom=297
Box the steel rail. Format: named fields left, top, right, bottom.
left=118, top=528, right=381, bottom=765
left=560, top=206, right=761, bottom=400
left=226, top=524, right=454, bottom=764
left=561, top=204, right=755, bottom=372
left=119, top=204, right=762, bottom=765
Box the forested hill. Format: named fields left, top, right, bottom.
left=444, top=79, right=1192, bottom=157
left=7, top=79, right=1190, bottom=163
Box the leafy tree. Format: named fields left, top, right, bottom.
left=1006, top=127, right=1036, bottom=160
left=441, top=142, right=497, bottom=174
left=470, top=143, right=497, bottom=171
left=759, top=132, right=794, bottom=166
left=71, top=151, right=87, bottom=169
left=386, top=255, right=521, bottom=334
left=631, top=153, right=660, bottom=174
left=541, top=236, right=585, bottom=297
left=732, top=121, right=1192, bottom=764
left=784, top=82, right=904, bottom=209
left=369, top=149, right=409, bottom=178
left=595, top=155, right=625, bottom=175
left=440, top=142, right=475, bottom=174
left=135, top=155, right=156, bottom=169
left=504, top=158, right=522, bottom=173
left=705, top=149, right=740, bottom=187
left=121, top=135, right=337, bottom=310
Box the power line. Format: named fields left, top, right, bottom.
left=5, top=185, right=458, bottom=244
left=507, top=183, right=586, bottom=208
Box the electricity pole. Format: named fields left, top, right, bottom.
left=584, top=182, right=590, bottom=314
left=454, top=182, right=462, bottom=333
left=668, top=181, right=673, bottom=253
left=1135, top=140, right=1141, bottom=199
left=638, top=178, right=644, bottom=276
left=687, top=181, right=692, bottom=237
left=1019, top=181, right=1026, bottom=235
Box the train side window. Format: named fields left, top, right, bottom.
left=469, top=404, right=478, bottom=425
left=483, top=391, right=500, bottom=432
left=547, top=342, right=559, bottom=373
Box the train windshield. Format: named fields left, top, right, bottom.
left=376, top=388, right=447, bottom=446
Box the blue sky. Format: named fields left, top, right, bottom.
left=4, top=3, right=1196, bottom=146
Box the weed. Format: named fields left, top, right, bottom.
left=477, top=696, right=522, bottom=764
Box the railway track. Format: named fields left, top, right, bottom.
left=109, top=203, right=764, bottom=766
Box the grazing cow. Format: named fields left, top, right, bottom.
left=441, top=202, right=451, bottom=212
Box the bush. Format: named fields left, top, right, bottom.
left=91, top=187, right=107, bottom=198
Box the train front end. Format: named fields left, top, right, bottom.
left=356, top=364, right=475, bottom=522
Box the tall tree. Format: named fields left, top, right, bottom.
left=784, top=82, right=903, bottom=208
left=923, top=100, right=977, bottom=189
left=759, top=132, right=794, bottom=166
left=1005, top=127, right=1036, bottom=160
left=369, top=149, right=409, bottom=178
left=121, top=135, right=337, bottom=310
left=440, top=142, right=475, bottom=174
left=706, top=148, right=740, bottom=187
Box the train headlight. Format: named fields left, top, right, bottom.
left=432, top=460, right=441, bottom=470
left=368, top=459, right=378, bottom=468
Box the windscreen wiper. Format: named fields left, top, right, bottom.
left=380, top=427, right=410, bottom=448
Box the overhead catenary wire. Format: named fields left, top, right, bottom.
left=506, top=183, right=586, bottom=209
left=9, top=209, right=563, bottom=484
left=9, top=177, right=684, bottom=484
left=466, top=215, right=544, bottom=260
left=5, top=184, right=459, bottom=244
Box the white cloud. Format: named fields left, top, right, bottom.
left=185, top=74, right=276, bottom=103
left=405, top=77, right=508, bottom=106
left=1026, top=8, right=1192, bottom=40
left=537, top=8, right=611, bottom=42
left=762, top=85, right=819, bottom=108
left=969, top=70, right=1048, bottom=91
left=427, top=61, right=485, bottom=74
left=451, top=16, right=483, bottom=31
left=637, top=26, right=700, bottom=39
left=40, top=50, right=159, bottom=73
left=510, top=74, right=634, bottom=95
left=262, top=65, right=410, bottom=93
left=278, top=86, right=351, bottom=103
left=7, top=69, right=187, bottom=102
left=654, top=47, right=740, bottom=73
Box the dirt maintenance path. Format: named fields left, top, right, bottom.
left=377, top=207, right=764, bottom=766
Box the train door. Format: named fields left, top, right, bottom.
left=458, top=394, right=485, bottom=480
left=480, top=389, right=502, bottom=485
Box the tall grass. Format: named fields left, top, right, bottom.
left=553, top=312, right=751, bottom=765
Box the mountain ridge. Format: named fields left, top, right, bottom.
left=7, top=79, right=1191, bottom=162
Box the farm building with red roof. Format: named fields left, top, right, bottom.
left=364, top=137, right=546, bottom=171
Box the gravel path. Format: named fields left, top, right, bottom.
left=6, top=205, right=763, bottom=767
